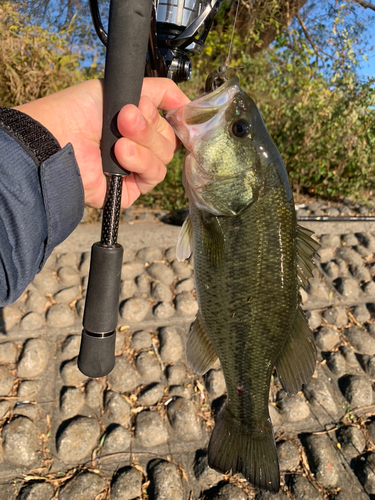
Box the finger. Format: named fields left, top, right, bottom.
left=117, top=104, right=175, bottom=165
left=138, top=95, right=177, bottom=147
left=141, top=77, right=190, bottom=111
left=114, top=137, right=167, bottom=187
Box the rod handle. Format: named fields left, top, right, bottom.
left=102, top=0, right=153, bottom=175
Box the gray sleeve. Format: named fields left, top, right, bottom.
left=0, top=114, right=84, bottom=306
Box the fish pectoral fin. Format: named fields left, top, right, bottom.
left=186, top=311, right=218, bottom=375
left=296, top=224, right=320, bottom=290
left=176, top=214, right=193, bottom=261
left=275, top=307, right=317, bottom=396
left=208, top=407, right=280, bottom=493
left=201, top=214, right=225, bottom=266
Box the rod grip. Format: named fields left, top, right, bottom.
left=78, top=243, right=123, bottom=378
left=102, top=0, right=153, bottom=175
left=83, top=243, right=123, bottom=334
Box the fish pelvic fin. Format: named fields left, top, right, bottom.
left=296, top=224, right=320, bottom=290
left=275, top=306, right=317, bottom=396
left=176, top=214, right=193, bottom=261
left=208, top=406, right=280, bottom=493
left=186, top=311, right=218, bottom=375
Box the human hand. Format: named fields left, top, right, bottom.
left=15, top=78, right=190, bottom=208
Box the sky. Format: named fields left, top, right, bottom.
left=359, top=47, right=375, bottom=79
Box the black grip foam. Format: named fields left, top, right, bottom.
left=78, top=330, right=116, bottom=378
left=102, top=0, right=153, bottom=175
left=83, top=243, right=123, bottom=334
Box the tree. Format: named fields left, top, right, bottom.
left=0, top=2, right=90, bottom=106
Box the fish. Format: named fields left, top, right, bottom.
left=165, top=74, right=319, bottom=493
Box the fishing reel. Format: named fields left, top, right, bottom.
left=78, top=0, right=220, bottom=379
left=89, top=0, right=220, bottom=82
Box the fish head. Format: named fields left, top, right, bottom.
left=165, top=77, right=292, bottom=216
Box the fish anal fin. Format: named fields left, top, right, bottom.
left=275, top=307, right=317, bottom=396
left=296, top=224, right=320, bottom=290
left=176, top=214, right=193, bottom=262
left=186, top=311, right=218, bottom=375
left=208, top=407, right=280, bottom=493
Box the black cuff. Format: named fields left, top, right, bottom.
left=0, top=107, right=61, bottom=166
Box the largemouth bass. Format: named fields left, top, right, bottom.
left=165, top=75, right=319, bottom=492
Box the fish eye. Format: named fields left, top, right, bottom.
left=231, top=119, right=250, bottom=138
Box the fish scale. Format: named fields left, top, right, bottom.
left=165, top=75, right=319, bottom=492
left=192, top=187, right=298, bottom=425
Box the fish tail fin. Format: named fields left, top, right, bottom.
left=208, top=406, right=280, bottom=493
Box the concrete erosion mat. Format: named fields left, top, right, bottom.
left=0, top=202, right=375, bottom=500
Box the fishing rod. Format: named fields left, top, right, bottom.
left=78, top=0, right=221, bottom=378
left=298, top=216, right=375, bottom=222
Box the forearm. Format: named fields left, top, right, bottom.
left=0, top=108, right=84, bottom=306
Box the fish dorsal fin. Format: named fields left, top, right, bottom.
left=275, top=306, right=317, bottom=396
left=201, top=214, right=225, bottom=267
left=296, top=224, right=320, bottom=290
left=176, top=214, right=193, bottom=262
left=186, top=310, right=218, bottom=375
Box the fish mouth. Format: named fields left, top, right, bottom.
left=165, top=77, right=241, bottom=148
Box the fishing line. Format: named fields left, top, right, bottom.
left=225, top=0, right=240, bottom=68
left=224, top=0, right=254, bottom=72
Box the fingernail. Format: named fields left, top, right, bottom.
left=148, top=103, right=158, bottom=121
left=124, top=140, right=137, bottom=157
left=134, top=108, right=146, bottom=130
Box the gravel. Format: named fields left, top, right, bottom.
left=131, top=330, right=153, bottom=350
left=0, top=365, right=14, bottom=395
left=146, top=262, right=175, bottom=285
left=2, top=416, right=40, bottom=466
left=166, top=363, right=186, bottom=386
left=3, top=213, right=375, bottom=499
left=339, top=374, right=373, bottom=408
left=101, top=424, right=131, bottom=455
left=148, top=461, right=184, bottom=500
left=314, top=327, right=340, bottom=351
left=277, top=440, right=300, bottom=471
left=136, top=351, right=162, bottom=383
left=135, top=411, right=169, bottom=448
left=57, top=416, right=100, bottom=463
left=290, top=475, right=323, bottom=500
left=205, top=369, right=227, bottom=400
left=60, top=386, right=85, bottom=418
left=59, top=472, right=105, bottom=500
left=111, top=467, right=143, bottom=500
left=17, top=482, right=54, bottom=500
left=159, top=326, right=184, bottom=363
left=120, top=297, right=151, bottom=322
left=17, top=338, right=49, bottom=378
left=137, top=246, right=163, bottom=263
left=20, top=312, right=44, bottom=331
left=212, top=483, right=247, bottom=500
left=167, top=398, right=202, bottom=441
left=46, top=303, right=76, bottom=327
left=104, top=391, right=131, bottom=427
left=138, top=382, right=165, bottom=406
left=107, top=356, right=141, bottom=393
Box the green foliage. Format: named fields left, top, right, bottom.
left=2, top=1, right=374, bottom=209
left=0, top=2, right=91, bottom=106
left=139, top=148, right=188, bottom=210
left=151, top=24, right=375, bottom=207
left=241, top=31, right=375, bottom=200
